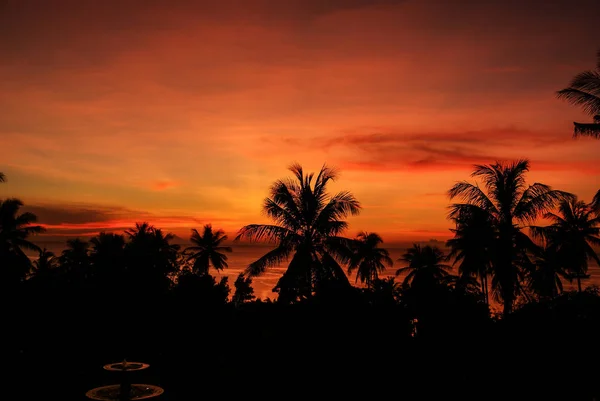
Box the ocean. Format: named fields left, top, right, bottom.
left=27, top=240, right=600, bottom=306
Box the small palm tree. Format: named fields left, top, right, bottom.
left=183, top=224, right=232, bottom=275
left=31, top=248, right=58, bottom=279
left=235, top=163, right=360, bottom=302
left=557, top=48, right=600, bottom=138
left=0, top=198, right=44, bottom=286
left=395, top=244, right=452, bottom=289
left=347, top=231, right=393, bottom=288
left=530, top=197, right=600, bottom=292
left=526, top=245, right=568, bottom=300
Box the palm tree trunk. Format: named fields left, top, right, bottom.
left=577, top=276, right=582, bottom=293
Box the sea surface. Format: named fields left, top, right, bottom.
left=28, top=240, right=600, bottom=308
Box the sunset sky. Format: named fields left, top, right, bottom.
left=1, top=0, right=599, bottom=244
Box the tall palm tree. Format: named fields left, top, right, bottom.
left=235, top=163, right=361, bottom=302
left=0, top=198, right=44, bottom=287
left=395, top=244, right=452, bottom=289
left=347, top=231, right=393, bottom=288
left=448, top=159, right=569, bottom=316
left=557, top=48, right=600, bottom=138
left=183, top=224, right=232, bottom=276
left=530, top=197, right=600, bottom=293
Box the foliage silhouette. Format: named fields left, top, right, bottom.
left=235, top=163, right=360, bottom=303
left=557, top=48, right=600, bottom=137
left=232, top=273, right=255, bottom=306
left=448, top=159, right=571, bottom=316
left=347, top=231, right=393, bottom=288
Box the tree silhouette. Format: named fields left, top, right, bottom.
left=447, top=206, right=495, bottom=305
left=124, top=222, right=180, bottom=295
left=235, top=163, right=360, bottom=302
left=32, top=248, right=58, bottom=275
left=347, top=231, right=393, bottom=288
left=557, top=48, right=600, bottom=138
left=232, top=273, right=255, bottom=306
left=395, top=244, right=451, bottom=289
left=526, top=245, right=568, bottom=300
left=59, top=238, right=90, bottom=288
left=89, top=232, right=126, bottom=294
left=448, top=159, right=569, bottom=316
left=183, top=224, right=232, bottom=276
left=530, top=197, right=600, bottom=293
left=0, top=198, right=44, bottom=289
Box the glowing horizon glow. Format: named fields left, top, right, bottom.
left=1, top=0, right=599, bottom=245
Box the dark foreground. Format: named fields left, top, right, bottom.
left=7, top=293, right=600, bottom=401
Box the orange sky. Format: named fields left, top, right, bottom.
left=1, top=0, right=599, bottom=244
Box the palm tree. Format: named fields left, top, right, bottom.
left=530, top=197, right=600, bottom=293
left=447, top=207, right=495, bottom=305
left=0, top=198, right=44, bottom=287
left=235, top=163, right=361, bottom=302
left=557, top=48, right=600, bottom=138
left=448, top=159, right=569, bottom=316
left=124, top=222, right=180, bottom=294
left=183, top=224, right=232, bottom=276
left=347, top=231, right=393, bottom=288
left=395, top=244, right=452, bottom=289
left=526, top=245, right=568, bottom=300
left=89, top=232, right=126, bottom=292
left=59, top=238, right=90, bottom=287
left=32, top=248, right=58, bottom=275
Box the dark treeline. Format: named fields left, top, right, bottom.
left=3, top=49, right=600, bottom=401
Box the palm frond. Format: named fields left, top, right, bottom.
left=573, top=122, right=600, bottom=138
left=514, top=185, right=571, bottom=223
left=565, top=70, right=600, bottom=97
left=557, top=88, right=600, bottom=116
left=235, top=224, right=296, bottom=244
left=448, top=182, right=498, bottom=215
left=245, top=244, right=294, bottom=276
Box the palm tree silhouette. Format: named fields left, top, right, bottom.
left=0, top=198, right=44, bottom=287
left=347, top=231, right=393, bottom=288
left=31, top=248, right=59, bottom=279
left=448, top=159, right=569, bottom=316
left=124, top=222, right=180, bottom=294
left=526, top=245, right=568, bottom=300
left=59, top=238, right=90, bottom=286
left=557, top=48, right=600, bottom=138
left=90, top=232, right=126, bottom=292
left=395, top=244, right=451, bottom=289
left=183, top=224, right=232, bottom=276
left=530, top=197, right=600, bottom=293
left=235, top=163, right=361, bottom=302
left=447, top=207, right=495, bottom=305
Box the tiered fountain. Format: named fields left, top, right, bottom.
left=86, top=359, right=164, bottom=401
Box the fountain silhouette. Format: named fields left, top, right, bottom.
left=86, top=359, right=164, bottom=401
